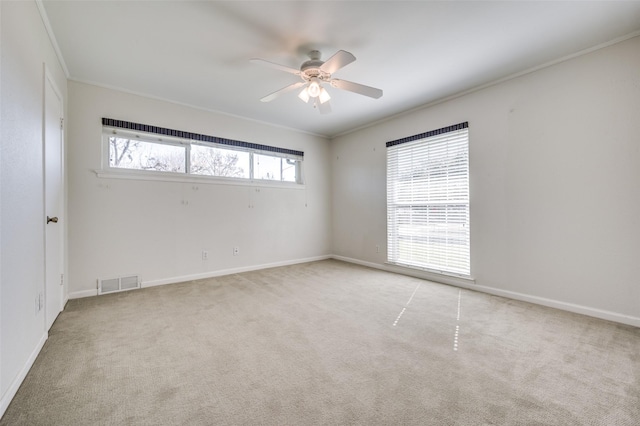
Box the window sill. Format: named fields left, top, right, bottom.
left=94, top=169, right=306, bottom=190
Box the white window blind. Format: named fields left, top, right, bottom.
left=386, top=122, right=470, bottom=276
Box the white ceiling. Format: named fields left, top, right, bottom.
left=41, top=1, right=640, bottom=138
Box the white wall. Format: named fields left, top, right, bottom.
left=1, top=0, right=3, bottom=405
left=67, top=81, right=331, bottom=297
left=332, top=35, right=640, bottom=326
left=0, top=0, right=67, bottom=416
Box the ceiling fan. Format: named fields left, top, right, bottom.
left=250, top=50, right=383, bottom=114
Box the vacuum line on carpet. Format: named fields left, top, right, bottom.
left=406, top=283, right=421, bottom=306
left=393, top=283, right=421, bottom=327
left=393, top=308, right=406, bottom=326
left=453, top=289, right=462, bottom=351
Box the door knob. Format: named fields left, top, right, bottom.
left=47, top=216, right=58, bottom=224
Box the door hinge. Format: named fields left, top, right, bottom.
left=60, top=117, right=64, bottom=130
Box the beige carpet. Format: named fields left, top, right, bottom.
left=2, top=259, right=639, bottom=425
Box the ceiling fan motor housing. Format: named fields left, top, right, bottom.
left=300, top=50, right=330, bottom=81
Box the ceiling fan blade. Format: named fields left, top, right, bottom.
left=260, top=82, right=306, bottom=102
left=320, top=50, right=356, bottom=74
left=316, top=98, right=332, bottom=115
left=330, top=79, right=383, bottom=99
left=250, top=58, right=301, bottom=75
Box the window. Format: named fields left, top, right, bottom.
left=253, top=153, right=282, bottom=181
left=102, top=118, right=303, bottom=184
left=253, top=154, right=297, bottom=181
left=109, top=137, right=186, bottom=173
left=386, top=122, right=470, bottom=276
left=190, top=144, right=250, bottom=179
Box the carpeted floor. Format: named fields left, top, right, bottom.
left=2, top=259, right=639, bottom=425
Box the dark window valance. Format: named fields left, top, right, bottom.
left=386, top=122, right=468, bottom=148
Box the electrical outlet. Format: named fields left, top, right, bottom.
left=39, top=293, right=44, bottom=311
left=376, top=245, right=380, bottom=253
left=233, top=247, right=239, bottom=256
left=202, top=250, right=209, bottom=260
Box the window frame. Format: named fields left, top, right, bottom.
left=386, top=122, right=471, bottom=278
left=99, top=123, right=304, bottom=187
left=107, top=131, right=189, bottom=174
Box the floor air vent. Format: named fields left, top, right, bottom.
left=98, top=275, right=140, bottom=295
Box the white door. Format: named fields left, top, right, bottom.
left=44, top=70, right=64, bottom=331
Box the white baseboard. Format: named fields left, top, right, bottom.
left=143, top=255, right=332, bottom=288
left=68, top=255, right=333, bottom=298
left=467, top=284, right=640, bottom=328
left=331, top=255, right=640, bottom=328
left=68, top=288, right=98, bottom=300
left=66, top=253, right=640, bottom=328
left=0, top=333, right=47, bottom=419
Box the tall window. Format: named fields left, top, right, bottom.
left=386, top=122, right=470, bottom=276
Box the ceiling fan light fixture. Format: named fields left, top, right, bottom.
left=319, top=87, right=331, bottom=104
left=298, top=87, right=310, bottom=103
left=308, top=78, right=321, bottom=98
